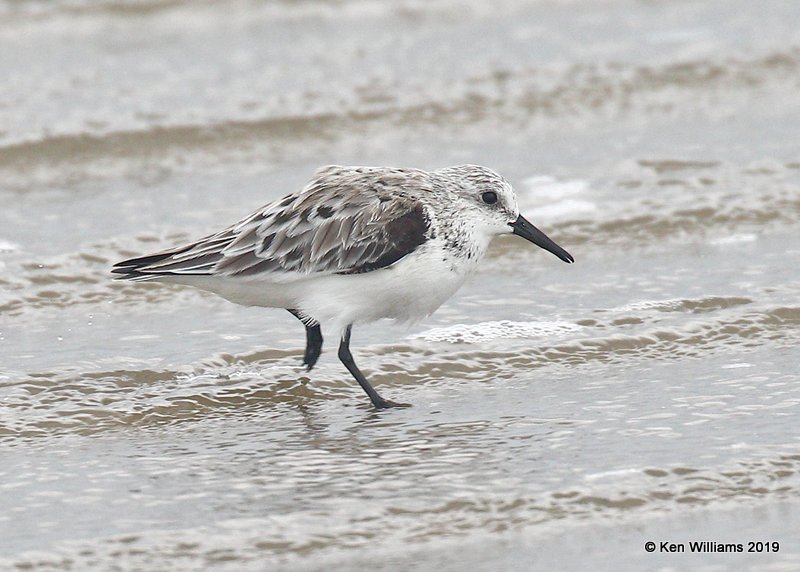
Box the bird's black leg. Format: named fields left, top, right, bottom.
left=337, top=325, right=410, bottom=409
left=287, top=309, right=323, bottom=370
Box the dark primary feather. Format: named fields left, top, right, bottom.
left=112, top=166, right=432, bottom=280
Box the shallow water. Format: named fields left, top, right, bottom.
left=2, top=0, right=800, bottom=570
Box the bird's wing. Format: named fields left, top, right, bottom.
left=112, top=166, right=433, bottom=281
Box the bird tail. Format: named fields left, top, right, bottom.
left=111, top=247, right=191, bottom=281
left=112, top=228, right=233, bottom=281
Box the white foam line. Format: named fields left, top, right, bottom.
left=612, top=298, right=685, bottom=312
left=518, top=176, right=595, bottom=220
left=521, top=176, right=589, bottom=197
left=721, top=363, right=754, bottom=370
left=709, top=233, right=758, bottom=246
left=411, top=320, right=582, bottom=344
left=528, top=199, right=597, bottom=220
left=584, top=467, right=642, bottom=481
left=0, top=239, right=20, bottom=253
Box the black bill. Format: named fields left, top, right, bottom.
left=510, top=214, right=574, bottom=263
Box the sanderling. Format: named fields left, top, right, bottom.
left=113, top=165, right=574, bottom=408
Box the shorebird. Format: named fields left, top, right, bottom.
left=113, top=165, right=574, bottom=408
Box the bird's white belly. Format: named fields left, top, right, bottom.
left=160, top=245, right=475, bottom=335
left=296, top=248, right=472, bottom=332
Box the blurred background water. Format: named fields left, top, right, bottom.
left=1, top=0, right=800, bottom=570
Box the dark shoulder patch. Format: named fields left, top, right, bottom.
left=339, top=203, right=429, bottom=275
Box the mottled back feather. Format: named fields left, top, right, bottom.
left=112, top=166, right=433, bottom=281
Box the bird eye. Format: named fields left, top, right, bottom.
left=481, top=191, right=498, bottom=205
